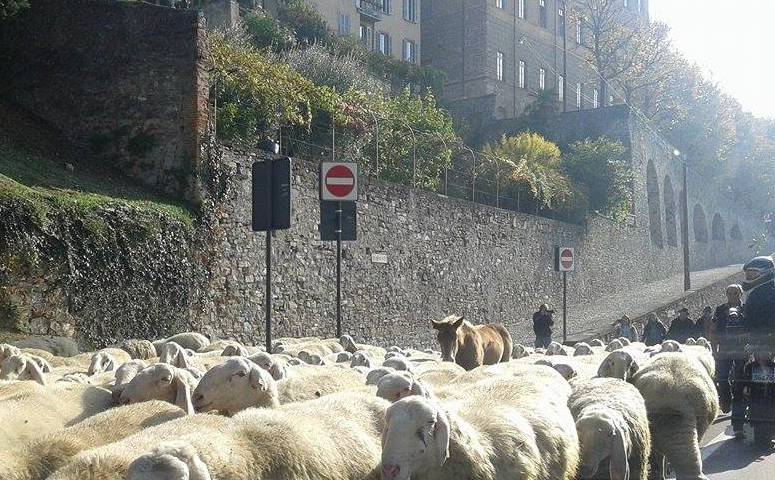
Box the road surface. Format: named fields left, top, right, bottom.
left=688, top=414, right=775, bottom=479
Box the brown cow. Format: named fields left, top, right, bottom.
left=431, top=315, right=513, bottom=371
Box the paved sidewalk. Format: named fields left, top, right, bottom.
left=563, top=264, right=743, bottom=343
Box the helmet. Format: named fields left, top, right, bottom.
left=743, top=256, right=774, bottom=273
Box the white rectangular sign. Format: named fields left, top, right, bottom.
left=320, top=162, right=358, bottom=201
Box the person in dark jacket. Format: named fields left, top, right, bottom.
left=641, top=313, right=667, bottom=346
left=532, top=304, right=554, bottom=349
left=666, top=307, right=695, bottom=344
left=713, top=284, right=747, bottom=436
left=743, top=256, right=775, bottom=344
left=694, top=306, right=713, bottom=340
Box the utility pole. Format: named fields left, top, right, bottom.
left=679, top=151, right=691, bottom=291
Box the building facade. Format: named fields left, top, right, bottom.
left=311, top=0, right=422, bottom=63
left=422, top=0, right=648, bottom=121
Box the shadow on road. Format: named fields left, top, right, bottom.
left=703, top=437, right=775, bottom=474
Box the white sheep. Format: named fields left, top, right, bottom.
left=511, top=343, right=531, bottom=359
left=569, top=377, right=651, bottom=480
left=247, top=351, right=288, bottom=380
left=120, top=339, right=157, bottom=360
left=152, top=332, right=210, bottom=355
left=631, top=353, right=719, bottom=480
left=0, top=382, right=113, bottom=447
left=617, top=337, right=632, bottom=346
left=534, top=359, right=579, bottom=380
left=366, top=366, right=396, bottom=385
left=381, top=374, right=579, bottom=480
left=0, top=343, right=21, bottom=363
left=572, top=342, right=593, bottom=356
left=339, top=334, right=386, bottom=358
left=0, top=401, right=186, bottom=480
left=87, top=348, right=132, bottom=375
left=111, top=359, right=149, bottom=402
left=276, top=365, right=366, bottom=403
left=546, top=342, right=571, bottom=356
left=350, top=350, right=374, bottom=368
left=0, top=354, right=48, bottom=384
left=696, top=337, right=712, bottom=350
left=119, top=363, right=198, bottom=414
left=659, top=339, right=683, bottom=353
left=685, top=337, right=697, bottom=346
left=327, top=351, right=352, bottom=363
left=597, top=350, right=651, bottom=382
left=53, top=392, right=389, bottom=480
left=605, top=339, right=624, bottom=352
left=192, top=357, right=278, bottom=415
left=590, top=339, right=606, bottom=347
left=376, top=371, right=433, bottom=402
left=221, top=344, right=249, bottom=357
left=383, top=355, right=413, bottom=372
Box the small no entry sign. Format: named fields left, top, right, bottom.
left=321, top=162, right=358, bottom=201
left=559, top=247, right=575, bottom=272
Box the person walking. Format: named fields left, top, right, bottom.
left=532, top=304, right=554, bottom=349
left=641, top=313, right=667, bottom=346
left=666, top=307, right=695, bottom=344
left=694, top=306, right=713, bottom=340
left=713, top=284, right=747, bottom=438
left=613, top=315, right=639, bottom=342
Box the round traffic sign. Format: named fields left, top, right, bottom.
left=325, top=165, right=356, bottom=199
left=560, top=248, right=574, bottom=270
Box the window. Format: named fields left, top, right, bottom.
left=593, top=88, right=599, bottom=108
left=576, top=82, right=582, bottom=108
left=624, top=0, right=628, bottom=6
left=558, top=5, right=565, bottom=35
left=539, top=68, right=546, bottom=90
left=496, top=0, right=504, bottom=8
left=360, top=25, right=374, bottom=50
left=337, top=13, right=351, bottom=35
left=518, top=0, right=525, bottom=18
left=403, top=39, right=416, bottom=63
left=519, top=60, right=526, bottom=88
left=403, top=0, right=417, bottom=22
left=496, top=52, right=504, bottom=81
left=539, top=0, right=547, bottom=28
left=558, top=75, right=564, bottom=101
left=382, top=0, right=391, bottom=14
left=378, top=32, right=392, bottom=55
left=576, top=20, right=582, bottom=44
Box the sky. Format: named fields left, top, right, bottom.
left=649, top=0, right=775, bottom=119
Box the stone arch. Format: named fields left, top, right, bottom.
left=663, top=175, right=678, bottom=247
left=730, top=224, right=743, bottom=241
left=646, top=160, right=663, bottom=248
left=693, top=204, right=708, bottom=243
left=711, top=213, right=726, bottom=242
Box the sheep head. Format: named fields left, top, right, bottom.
left=0, top=344, right=21, bottom=363
left=339, top=334, right=358, bottom=353
left=575, top=408, right=630, bottom=480
left=248, top=352, right=287, bottom=380
left=350, top=350, right=373, bottom=369
left=159, top=342, right=192, bottom=369
left=0, top=354, right=46, bottom=384
left=605, top=339, right=624, bottom=352
left=221, top=344, right=249, bottom=357
left=617, top=337, right=631, bottom=346
left=382, top=396, right=451, bottom=480
left=574, top=343, right=593, bottom=356
left=660, top=340, right=683, bottom=353
left=192, top=357, right=278, bottom=415
left=598, top=351, right=639, bottom=381
left=546, top=342, right=568, bottom=356
left=590, top=339, right=605, bottom=347
left=383, top=355, right=413, bottom=372
left=127, top=441, right=211, bottom=480
left=377, top=371, right=432, bottom=402
left=512, top=343, right=529, bottom=359
left=366, top=367, right=396, bottom=386
left=685, top=338, right=697, bottom=346
left=119, top=364, right=196, bottom=415
left=88, top=351, right=118, bottom=376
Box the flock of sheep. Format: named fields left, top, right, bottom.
left=0, top=323, right=718, bottom=480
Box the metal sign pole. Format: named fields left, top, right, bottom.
left=562, top=271, right=567, bottom=344
left=265, top=160, right=273, bottom=352
left=336, top=201, right=343, bottom=338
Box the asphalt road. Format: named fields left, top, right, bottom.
left=687, top=414, right=775, bottom=479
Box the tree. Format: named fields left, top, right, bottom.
left=0, top=0, right=28, bottom=19
left=564, top=137, right=633, bottom=222
left=572, top=0, right=641, bottom=105
left=481, top=133, right=572, bottom=209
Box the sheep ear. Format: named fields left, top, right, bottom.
left=25, top=359, right=46, bottom=385
left=249, top=366, right=269, bottom=391
left=609, top=425, right=630, bottom=480
left=174, top=374, right=195, bottom=415
left=433, top=409, right=451, bottom=466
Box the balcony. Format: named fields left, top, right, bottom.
left=356, top=0, right=383, bottom=22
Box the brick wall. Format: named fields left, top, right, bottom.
left=0, top=0, right=209, bottom=205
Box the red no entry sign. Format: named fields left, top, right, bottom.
left=559, top=247, right=575, bottom=272
left=321, top=162, right=358, bottom=201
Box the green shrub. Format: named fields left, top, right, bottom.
left=243, top=11, right=295, bottom=51
left=564, top=137, right=633, bottom=223
left=0, top=0, right=29, bottom=20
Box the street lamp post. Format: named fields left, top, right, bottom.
left=675, top=149, right=691, bottom=291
